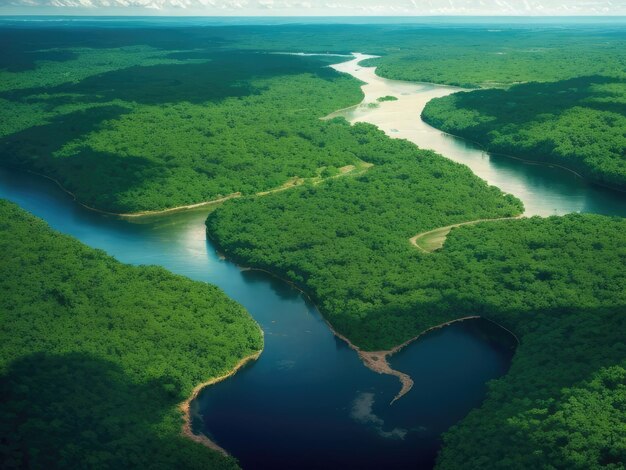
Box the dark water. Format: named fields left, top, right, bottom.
left=0, top=168, right=516, bottom=469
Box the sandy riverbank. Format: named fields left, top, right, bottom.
left=180, top=346, right=263, bottom=455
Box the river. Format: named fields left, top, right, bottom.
left=329, top=53, right=626, bottom=217
left=0, top=53, right=623, bottom=470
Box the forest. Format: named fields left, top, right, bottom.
left=1, top=20, right=625, bottom=469
left=435, top=217, right=626, bottom=469
left=2, top=24, right=626, bottom=211
left=0, top=49, right=364, bottom=212
left=422, top=78, right=626, bottom=190
left=0, top=200, right=263, bottom=468
left=207, top=121, right=523, bottom=349
left=208, top=181, right=625, bottom=467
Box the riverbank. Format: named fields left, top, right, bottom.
left=418, top=117, right=626, bottom=194
left=25, top=169, right=243, bottom=218
left=206, top=227, right=517, bottom=406
left=20, top=159, right=373, bottom=219
left=180, top=347, right=263, bottom=455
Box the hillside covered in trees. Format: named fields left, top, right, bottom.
left=207, top=121, right=523, bottom=349
left=0, top=199, right=262, bottom=468
left=422, top=78, right=626, bottom=190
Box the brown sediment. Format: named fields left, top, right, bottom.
left=326, top=315, right=495, bottom=404
left=410, top=215, right=525, bottom=253
left=180, top=347, right=263, bottom=455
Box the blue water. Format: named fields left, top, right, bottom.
left=0, top=168, right=515, bottom=469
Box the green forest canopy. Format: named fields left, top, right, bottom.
left=2, top=22, right=626, bottom=468
left=422, top=78, right=626, bottom=190
left=0, top=50, right=364, bottom=212
left=2, top=24, right=626, bottom=212
left=208, top=182, right=626, bottom=467
left=0, top=199, right=263, bottom=469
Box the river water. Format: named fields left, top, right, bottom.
left=1, top=53, right=623, bottom=470
left=329, top=53, right=626, bottom=217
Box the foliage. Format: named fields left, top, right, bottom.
left=422, top=77, right=626, bottom=189
left=207, top=121, right=524, bottom=349
left=0, top=46, right=363, bottom=212
left=2, top=22, right=626, bottom=468
left=3, top=24, right=626, bottom=211
left=209, top=178, right=626, bottom=466
left=0, top=200, right=263, bottom=469
left=365, top=28, right=626, bottom=88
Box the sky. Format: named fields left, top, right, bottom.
left=1, top=0, right=626, bottom=16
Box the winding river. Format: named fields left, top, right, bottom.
left=1, top=53, right=624, bottom=469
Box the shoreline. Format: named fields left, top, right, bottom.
left=340, top=53, right=626, bottom=195
left=420, top=106, right=626, bottom=195
left=21, top=158, right=373, bottom=219
left=180, top=346, right=263, bottom=456
left=25, top=169, right=243, bottom=218
left=206, top=229, right=519, bottom=405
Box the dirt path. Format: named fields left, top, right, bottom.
left=410, top=215, right=524, bottom=253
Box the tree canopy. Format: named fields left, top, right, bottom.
left=0, top=199, right=263, bottom=468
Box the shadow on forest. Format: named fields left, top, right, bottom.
left=0, top=105, right=166, bottom=210
left=0, top=27, right=230, bottom=72
left=451, top=75, right=626, bottom=125
left=0, top=352, right=223, bottom=468
left=459, top=305, right=626, bottom=466
left=4, top=51, right=345, bottom=106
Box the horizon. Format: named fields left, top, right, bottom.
left=2, top=13, right=626, bottom=20
left=2, top=0, right=626, bottom=18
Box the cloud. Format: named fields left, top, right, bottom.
left=2, top=0, right=626, bottom=14
left=350, top=392, right=409, bottom=440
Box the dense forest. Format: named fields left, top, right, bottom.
left=209, top=186, right=626, bottom=467
left=366, top=28, right=626, bottom=88
left=422, top=78, right=626, bottom=189
left=0, top=48, right=364, bottom=212
left=2, top=24, right=626, bottom=211
left=207, top=121, right=524, bottom=350
left=2, top=21, right=626, bottom=469
left=434, top=217, right=626, bottom=469
left=0, top=199, right=263, bottom=468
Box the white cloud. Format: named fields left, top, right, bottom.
left=2, top=0, right=626, bottom=14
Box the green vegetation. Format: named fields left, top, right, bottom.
left=0, top=199, right=262, bottom=468
left=422, top=78, right=626, bottom=189
left=435, top=216, right=626, bottom=469
left=209, top=184, right=625, bottom=467
left=377, top=95, right=398, bottom=102
left=365, top=29, right=626, bottom=88
left=1, top=48, right=363, bottom=212
left=3, top=25, right=626, bottom=210
left=207, top=122, right=523, bottom=350
left=2, top=22, right=626, bottom=468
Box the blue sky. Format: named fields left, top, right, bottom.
left=1, top=0, right=625, bottom=15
